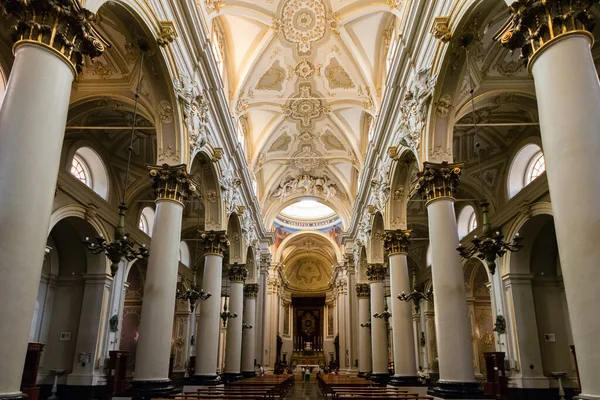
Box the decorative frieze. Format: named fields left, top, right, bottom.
left=227, top=263, right=248, bottom=283
left=198, top=230, right=229, bottom=256
left=244, top=283, right=259, bottom=298
left=384, top=229, right=411, bottom=255
left=416, top=161, right=463, bottom=203
left=366, top=263, right=387, bottom=282
left=497, top=0, right=596, bottom=70
left=355, top=283, right=370, bottom=298
left=0, top=0, right=108, bottom=75
left=148, top=164, right=195, bottom=205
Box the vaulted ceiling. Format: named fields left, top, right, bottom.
left=200, top=0, right=407, bottom=224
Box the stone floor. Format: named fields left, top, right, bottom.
left=285, top=380, right=320, bottom=399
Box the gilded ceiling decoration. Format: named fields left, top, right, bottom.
left=256, top=60, right=287, bottom=91
left=291, top=145, right=327, bottom=171
left=283, top=85, right=326, bottom=126
left=324, top=58, right=354, bottom=89
left=281, top=0, right=327, bottom=53
left=295, top=59, right=316, bottom=79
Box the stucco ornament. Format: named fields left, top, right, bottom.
left=221, top=166, right=242, bottom=216
left=174, top=73, right=209, bottom=154
left=271, top=174, right=337, bottom=202
left=370, top=157, right=391, bottom=212
left=282, top=0, right=327, bottom=53
left=356, top=212, right=372, bottom=247
left=397, top=68, right=434, bottom=151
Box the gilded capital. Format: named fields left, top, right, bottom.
left=416, top=161, right=463, bottom=203
left=366, top=263, right=387, bottom=282
left=148, top=164, right=195, bottom=205
left=384, top=229, right=411, bottom=255
left=227, top=263, right=248, bottom=283
left=497, top=0, right=596, bottom=70
left=0, top=0, right=108, bottom=75
left=198, top=230, right=229, bottom=256
left=244, top=283, right=259, bottom=298
left=355, top=283, right=370, bottom=298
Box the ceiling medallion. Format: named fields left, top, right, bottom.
left=283, top=85, right=325, bottom=127
left=291, top=145, right=327, bottom=171
left=282, top=0, right=327, bottom=53
left=295, top=60, right=315, bottom=79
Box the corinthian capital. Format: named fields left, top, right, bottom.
left=366, top=263, right=387, bottom=282
left=355, top=283, right=370, bottom=298
left=497, top=0, right=596, bottom=69
left=227, top=263, right=248, bottom=283
left=0, top=0, right=108, bottom=74
left=148, top=164, right=195, bottom=205
left=416, top=161, right=463, bottom=203
left=384, top=229, right=411, bottom=255
left=244, top=283, right=259, bottom=298
left=198, top=230, right=229, bottom=256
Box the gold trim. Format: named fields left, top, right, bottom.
left=528, top=30, right=594, bottom=74
left=13, top=40, right=77, bottom=78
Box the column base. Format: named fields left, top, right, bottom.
left=222, top=372, right=244, bottom=382
left=369, top=373, right=390, bottom=386
left=388, top=375, right=421, bottom=386
left=242, top=371, right=257, bottom=378
left=128, top=380, right=176, bottom=400
left=357, top=371, right=367, bottom=378
left=0, top=393, right=27, bottom=400
left=428, top=380, right=484, bottom=399
left=187, top=374, right=222, bottom=385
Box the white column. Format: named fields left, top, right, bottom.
left=242, top=284, right=259, bottom=377
left=367, top=264, right=389, bottom=385
left=356, top=284, right=372, bottom=377
left=335, top=268, right=348, bottom=371
left=348, top=270, right=359, bottom=373
left=194, top=233, right=227, bottom=384
left=0, top=32, right=97, bottom=397
left=223, top=264, right=246, bottom=381
left=499, top=7, right=600, bottom=398
left=418, top=162, right=481, bottom=397
left=131, top=165, right=192, bottom=397
left=263, top=266, right=280, bottom=372
left=388, top=248, right=418, bottom=385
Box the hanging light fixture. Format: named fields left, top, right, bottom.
left=455, top=34, right=524, bottom=275
left=398, top=268, right=432, bottom=313
left=83, top=39, right=151, bottom=276
left=220, top=270, right=238, bottom=327
left=373, top=301, right=392, bottom=322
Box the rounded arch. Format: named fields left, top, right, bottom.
left=246, top=246, right=257, bottom=282
left=263, top=192, right=350, bottom=229
left=227, top=212, right=246, bottom=264
left=138, top=206, right=155, bottom=236
left=502, top=202, right=554, bottom=276
left=72, top=146, right=110, bottom=199
left=387, top=149, right=418, bottom=229
left=189, top=151, right=223, bottom=231
left=507, top=140, right=545, bottom=199
left=0, top=63, right=6, bottom=102
left=457, top=204, right=477, bottom=240
left=275, top=230, right=343, bottom=264
left=179, top=241, right=191, bottom=267
left=367, top=211, right=385, bottom=264
left=88, top=0, right=185, bottom=165
left=357, top=246, right=368, bottom=282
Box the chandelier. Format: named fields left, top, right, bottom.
left=373, top=302, right=392, bottom=322
left=176, top=282, right=211, bottom=312
left=360, top=321, right=371, bottom=329
left=454, top=34, right=524, bottom=275
left=220, top=296, right=238, bottom=327
left=398, top=268, right=432, bottom=313
left=83, top=39, right=151, bottom=275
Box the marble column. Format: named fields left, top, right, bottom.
left=424, top=310, right=437, bottom=374
left=0, top=4, right=106, bottom=398
left=130, top=165, right=194, bottom=399
left=366, top=264, right=389, bottom=385
left=384, top=230, right=419, bottom=386
left=242, top=283, right=259, bottom=377
left=416, top=162, right=482, bottom=398
left=193, top=231, right=229, bottom=384
left=500, top=3, right=600, bottom=398
left=263, top=266, right=281, bottom=372
left=223, top=264, right=247, bottom=382
left=335, top=266, right=349, bottom=371
left=356, top=284, right=372, bottom=378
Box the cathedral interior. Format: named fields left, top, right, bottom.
left=0, top=0, right=599, bottom=399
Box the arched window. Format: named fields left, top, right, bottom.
left=139, top=207, right=155, bottom=236
left=70, top=147, right=109, bottom=199
left=507, top=143, right=545, bottom=198
left=71, top=155, right=91, bottom=186
left=525, top=151, right=546, bottom=185
left=0, top=65, right=6, bottom=106
left=458, top=205, right=477, bottom=240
